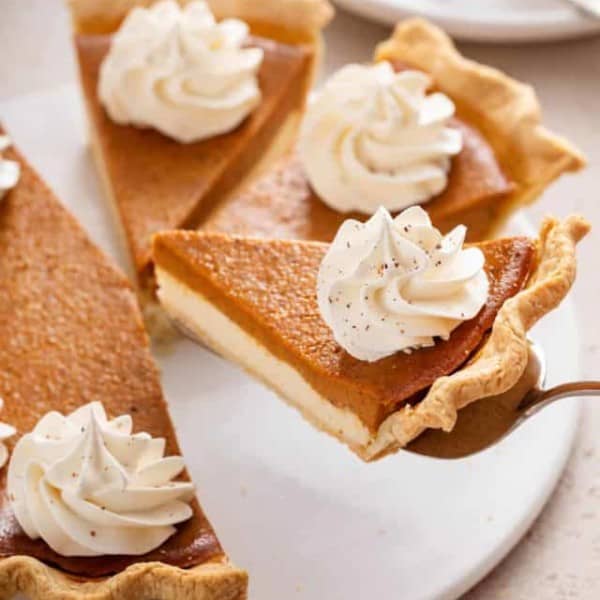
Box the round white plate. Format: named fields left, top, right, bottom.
left=334, top=0, right=600, bottom=43
left=2, top=86, right=581, bottom=600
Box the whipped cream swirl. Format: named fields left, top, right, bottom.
left=0, top=398, right=16, bottom=469
left=7, top=402, right=195, bottom=557
left=99, top=0, right=264, bottom=143
left=0, top=135, right=20, bottom=200
left=317, top=206, right=489, bottom=362
left=299, top=62, right=462, bottom=214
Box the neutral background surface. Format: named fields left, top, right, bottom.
left=1, top=2, right=599, bottom=597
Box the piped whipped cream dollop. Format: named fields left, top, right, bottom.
left=98, top=0, right=264, bottom=143
left=0, top=398, right=16, bottom=469
left=299, top=62, right=462, bottom=214
left=7, top=401, right=195, bottom=557
left=317, top=206, right=489, bottom=362
left=0, top=135, right=20, bottom=200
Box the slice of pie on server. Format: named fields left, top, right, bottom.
left=153, top=216, right=589, bottom=461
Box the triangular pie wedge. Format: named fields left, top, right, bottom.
left=68, top=0, right=333, bottom=288
left=0, top=134, right=246, bottom=598
left=153, top=216, right=589, bottom=461
left=202, top=18, right=585, bottom=245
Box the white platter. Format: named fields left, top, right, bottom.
left=1, top=85, right=581, bottom=600
left=334, top=0, right=600, bottom=43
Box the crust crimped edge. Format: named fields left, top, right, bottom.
left=0, top=556, right=247, bottom=600
left=365, top=214, right=590, bottom=460
left=67, top=0, right=333, bottom=42
left=375, top=19, right=586, bottom=231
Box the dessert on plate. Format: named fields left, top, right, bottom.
left=153, top=205, right=589, bottom=461
left=69, top=0, right=333, bottom=290
left=0, top=132, right=246, bottom=598
left=203, top=18, right=585, bottom=244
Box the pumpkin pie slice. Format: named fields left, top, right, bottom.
left=69, top=0, right=333, bottom=288
left=153, top=215, right=589, bottom=461
left=203, top=18, right=585, bottom=244
left=0, top=134, right=246, bottom=597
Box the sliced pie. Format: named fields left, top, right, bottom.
left=203, top=18, right=585, bottom=244
left=0, top=134, right=246, bottom=597
left=153, top=215, right=589, bottom=461
left=68, top=0, right=333, bottom=288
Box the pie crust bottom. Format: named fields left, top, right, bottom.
left=0, top=551, right=247, bottom=600
left=156, top=216, right=589, bottom=461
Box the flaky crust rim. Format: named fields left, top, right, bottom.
left=375, top=19, right=586, bottom=220
left=67, top=0, right=333, bottom=41
left=366, top=214, right=590, bottom=460
left=0, top=555, right=247, bottom=600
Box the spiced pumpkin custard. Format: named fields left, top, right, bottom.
left=202, top=18, right=585, bottom=245
left=154, top=207, right=589, bottom=461
left=69, top=0, right=333, bottom=289
left=0, top=133, right=246, bottom=598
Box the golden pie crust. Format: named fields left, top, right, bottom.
left=376, top=19, right=586, bottom=235
left=0, top=556, right=246, bottom=600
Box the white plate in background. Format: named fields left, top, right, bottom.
left=334, top=0, right=600, bottom=43
left=2, top=85, right=581, bottom=600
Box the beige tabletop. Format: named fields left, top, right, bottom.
left=1, top=1, right=600, bottom=597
